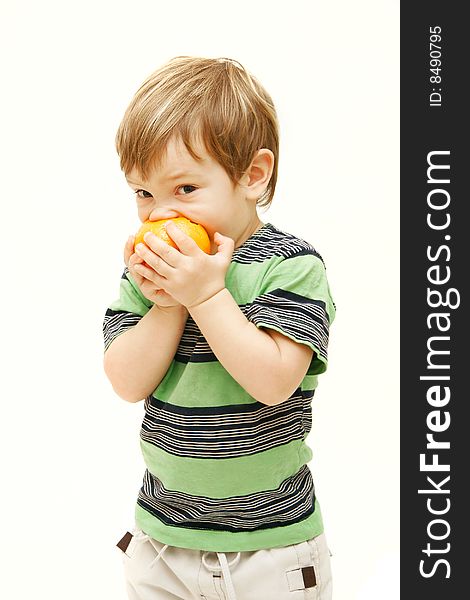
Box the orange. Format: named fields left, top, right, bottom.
left=134, top=217, right=211, bottom=254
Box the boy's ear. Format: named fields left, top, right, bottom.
left=240, top=149, right=275, bottom=200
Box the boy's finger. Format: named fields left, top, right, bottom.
left=129, top=250, right=144, bottom=264
left=164, top=221, right=199, bottom=256
left=214, top=232, right=235, bottom=261
left=123, top=235, right=135, bottom=264
left=128, top=265, right=144, bottom=286
left=143, top=231, right=181, bottom=267
left=134, top=263, right=166, bottom=288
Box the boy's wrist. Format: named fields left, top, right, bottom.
left=187, top=287, right=228, bottom=312
left=152, top=303, right=188, bottom=317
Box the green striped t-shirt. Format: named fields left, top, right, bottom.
left=103, top=222, right=336, bottom=552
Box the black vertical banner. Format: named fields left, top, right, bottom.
left=401, top=3, right=467, bottom=598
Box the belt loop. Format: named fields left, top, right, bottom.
left=295, top=539, right=313, bottom=569
left=298, top=539, right=317, bottom=589
left=116, top=531, right=133, bottom=554
left=286, top=540, right=317, bottom=591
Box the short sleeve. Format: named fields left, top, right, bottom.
left=245, top=252, right=336, bottom=376
left=102, top=267, right=154, bottom=352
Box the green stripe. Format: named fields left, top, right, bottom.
left=156, top=361, right=320, bottom=405
left=109, top=274, right=153, bottom=316
left=140, top=438, right=313, bottom=497
left=225, top=255, right=284, bottom=304
left=155, top=361, right=258, bottom=407
left=301, top=375, right=319, bottom=390
left=134, top=498, right=324, bottom=552
left=263, top=254, right=326, bottom=295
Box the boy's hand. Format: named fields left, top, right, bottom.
left=123, top=235, right=183, bottom=308
left=134, top=221, right=234, bottom=309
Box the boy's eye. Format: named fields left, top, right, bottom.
left=134, top=189, right=152, bottom=199
left=178, top=185, right=196, bottom=195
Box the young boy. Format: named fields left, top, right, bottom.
left=103, top=56, right=336, bottom=600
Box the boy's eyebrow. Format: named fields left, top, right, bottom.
left=126, top=170, right=199, bottom=185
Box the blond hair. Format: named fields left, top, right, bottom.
left=115, top=56, right=279, bottom=208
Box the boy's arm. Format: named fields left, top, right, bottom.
left=103, top=263, right=188, bottom=403
left=188, top=288, right=313, bottom=406
left=104, top=303, right=188, bottom=403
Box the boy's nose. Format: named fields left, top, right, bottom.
left=148, top=209, right=181, bottom=221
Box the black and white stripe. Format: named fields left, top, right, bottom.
left=137, top=463, right=316, bottom=532
left=141, top=390, right=314, bottom=459
left=246, top=289, right=330, bottom=362
left=103, top=309, right=143, bottom=351
left=174, top=316, right=207, bottom=362
left=232, top=223, right=325, bottom=265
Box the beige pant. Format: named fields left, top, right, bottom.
left=117, top=526, right=333, bottom=600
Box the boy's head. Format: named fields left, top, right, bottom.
left=115, top=56, right=279, bottom=210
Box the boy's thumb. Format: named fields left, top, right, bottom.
left=214, top=231, right=235, bottom=259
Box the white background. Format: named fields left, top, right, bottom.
left=0, top=1, right=399, bottom=598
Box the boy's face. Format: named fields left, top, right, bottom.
left=125, top=135, right=260, bottom=250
